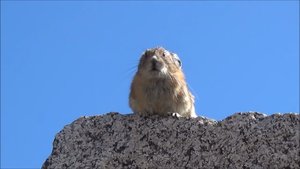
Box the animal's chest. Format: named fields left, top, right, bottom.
left=142, top=80, right=181, bottom=112
left=144, top=85, right=172, bottom=101
left=143, top=86, right=173, bottom=113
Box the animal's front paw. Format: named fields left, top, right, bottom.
left=171, top=112, right=182, bottom=118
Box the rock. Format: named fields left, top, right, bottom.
left=42, top=112, right=300, bottom=169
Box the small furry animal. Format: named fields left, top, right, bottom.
left=129, top=47, right=197, bottom=118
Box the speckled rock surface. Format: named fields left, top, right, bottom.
left=43, top=112, right=299, bottom=169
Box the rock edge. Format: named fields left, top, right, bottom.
left=43, top=112, right=300, bottom=169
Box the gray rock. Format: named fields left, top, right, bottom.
left=43, top=112, right=300, bottom=169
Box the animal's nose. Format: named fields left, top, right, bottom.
left=151, top=59, right=157, bottom=67
left=151, top=55, right=158, bottom=60
left=150, top=55, right=158, bottom=65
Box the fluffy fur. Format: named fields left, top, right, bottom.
left=129, top=47, right=197, bottom=118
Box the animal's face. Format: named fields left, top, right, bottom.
left=137, top=47, right=182, bottom=78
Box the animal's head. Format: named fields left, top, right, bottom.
left=137, top=47, right=183, bottom=79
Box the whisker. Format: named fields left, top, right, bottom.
left=122, top=59, right=139, bottom=81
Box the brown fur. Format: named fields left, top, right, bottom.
left=129, top=47, right=197, bottom=118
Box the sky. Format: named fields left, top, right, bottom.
left=1, top=1, right=299, bottom=168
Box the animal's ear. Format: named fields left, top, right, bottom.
left=143, top=49, right=153, bottom=58
left=142, top=50, right=147, bottom=57
left=171, top=53, right=182, bottom=68
left=142, top=51, right=146, bottom=58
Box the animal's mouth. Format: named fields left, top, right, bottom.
left=148, top=66, right=168, bottom=78
left=151, top=60, right=162, bottom=72
left=144, top=59, right=167, bottom=77
left=151, top=66, right=160, bottom=72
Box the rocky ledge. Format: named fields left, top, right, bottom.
left=43, top=112, right=299, bottom=169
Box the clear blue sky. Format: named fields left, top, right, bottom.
left=1, top=1, right=299, bottom=168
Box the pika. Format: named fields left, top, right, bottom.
left=129, top=47, right=197, bottom=118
